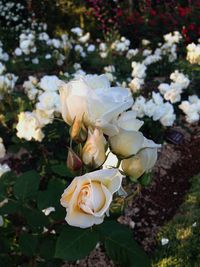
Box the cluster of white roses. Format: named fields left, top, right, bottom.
left=16, top=75, right=64, bottom=142
left=179, top=95, right=200, bottom=123
left=129, top=62, right=147, bottom=92
left=18, top=32, right=36, bottom=56
left=158, top=70, right=190, bottom=103
left=13, top=28, right=71, bottom=66
left=59, top=74, right=160, bottom=228
left=132, top=92, right=176, bottom=126
left=111, top=36, right=130, bottom=54
left=0, top=1, right=26, bottom=31
left=186, top=43, right=200, bottom=65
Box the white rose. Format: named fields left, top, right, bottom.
left=60, top=169, right=123, bottom=228
left=39, top=75, right=63, bottom=92
left=16, top=112, right=44, bottom=142
left=33, top=109, right=54, bottom=126
left=36, top=91, right=60, bottom=112
left=60, top=74, right=133, bottom=136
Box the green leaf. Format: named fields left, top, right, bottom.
left=55, top=226, right=99, bottom=261
left=37, top=179, right=65, bottom=210
left=39, top=235, right=56, bottom=260
left=19, top=233, right=38, bottom=256
left=22, top=208, right=49, bottom=229
left=98, top=221, right=150, bottom=267
left=0, top=172, right=16, bottom=201
left=13, top=170, right=40, bottom=201
left=51, top=163, right=73, bottom=178
left=0, top=200, right=20, bottom=215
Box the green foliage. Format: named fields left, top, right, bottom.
left=152, top=174, right=200, bottom=267
left=98, top=221, right=150, bottom=267
left=13, top=170, right=40, bottom=201
left=19, top=233, right=38, bottom=256
left=55, top=226, right=99, bottom=261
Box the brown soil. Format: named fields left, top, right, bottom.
left=63, top=123, right=200, bottom=266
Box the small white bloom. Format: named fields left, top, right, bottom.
left=161, top=238, right=169, bottom=246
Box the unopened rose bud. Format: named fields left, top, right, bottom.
left=67, top=148, right=82, bottom=172
left=122, top=147, right=158, bottom=181
left=82, top=127, right=106, bottom=169
left=70, top=117, right=87, bottom=143
left=109, top=196, right=125, bottom=217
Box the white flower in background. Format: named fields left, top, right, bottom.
left=0, top=73, right=18, bottom=98
left=161, top=238, right=169, bottom=246
left=142, top=49, right=152, bottom=57
left=36, top=91, right=60, bottom=112
left=87, top=44, right=95, bottom=52
left=164, top=31, right=182, bottom=45
left=33, top=109, right=54, bottom=126
left=170, top=70, right=190, bottom=89
left=186, top=43, right=200, bottom=65
left=160, top=102, right=176, bottom=126
left=164, top=86, right=182, bottom=103
left=14, top=47, right=22, bottom=56
left=99, top=42, right=108, bottom=58
left=111, top=36, right=130, bottom=54
left=39, top=75, right=63, bottom=92
left=79, top=32, right=90, bottom=43
left=60, top=74, right=133, bottom=136
left=0, top=62, right=6, bottom=75
left=132, top=96, right=146, bottom=118
left=158, top=70, right=190, bottom=104
left=16, top=111, right=44, bottom=142
left=142, top=54, right=161, bottom=65
left=60, top=168, right=123, bottom=228
left=0, top=138, right=6, bottom=158
left=45, top=54, right=51, bottom=59
left=71, top=27, right=83, bottom=36
left=38, top=32, right=50, bottom=41
left=23, top=76, right=38, bottom=101
left=74, top=44, right=83, bottom=53
left=32, top=58, right=39, bottom=64
left=158, top=83, right=171, bottom=95
left=130, top=62, right=146, bottom=92
left=179, top=95, right=200, bottom=123
left=0, top=163, right=10, bottom=177
left=126, top=48, right=139, bottom=59
left=129, top=77, right=144, bottom=92
left=143, top=99, right=156, bottom=117
left=131, top=62, right=147, bottom=79
left=42, top=207, right=55, bottom=216
left=142, top=39, right=150, bottom=46
left=19, top=32, right=36, bottom=55
left=0, top=215, right=3, bottom=226
left=104, top=65, right=116, bottom=82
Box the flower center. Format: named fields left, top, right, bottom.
left=78, top=181, right=105, bottom=214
